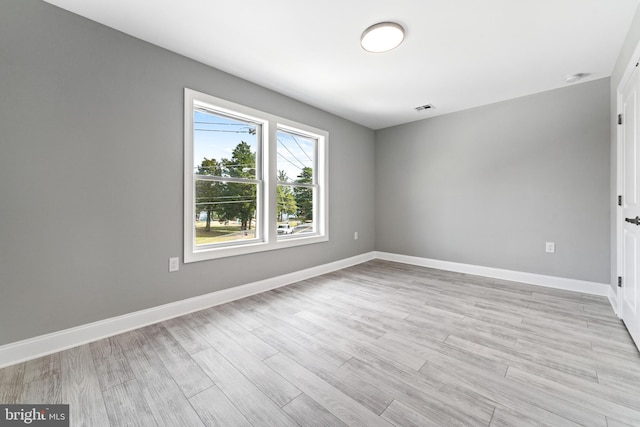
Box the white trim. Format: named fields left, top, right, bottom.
left=0, top=252, right=374, bottom=369
left=374, top=251, right=610, bottom=296
left=615, top=39, right=640, bottom=319
left=617, top=42, right=640, bottom=97
left=616, top=76, right=624, bottom=316
left=608, top=286, right=620, bottom=318
left=0, top=250, right=616, bottom=369
left=183, top=88, right=329, bottom=263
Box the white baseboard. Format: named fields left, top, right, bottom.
left=608, top=286, right=620, bottom=317
left=0, top=250, right=614, bottom=369
left=374, top=251, right=610, bottom=297
left=0, top=252, right=375, bottom=369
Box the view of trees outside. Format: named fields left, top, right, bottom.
left=276, top=129, right=316, bottom=237
left=277, top=170, right=296, bottom=221
left=193, top=109, right=316, bottom=245
left=293, top=167, right=313, bottom=222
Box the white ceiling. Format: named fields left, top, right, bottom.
left=44, top=0, right=639, bottom=130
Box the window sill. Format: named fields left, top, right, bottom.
left=185, top=234, right=329, bottom=263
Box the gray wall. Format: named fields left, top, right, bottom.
left=0, top=0, right=376, bottom=346
left=375, top=79, right=611, bottom=283
left=610, top=6, right=640, bottom=292
left=0, top=0, right=625, bottom=347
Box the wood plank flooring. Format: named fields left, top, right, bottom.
left=1, top=259, right=639, bottom=426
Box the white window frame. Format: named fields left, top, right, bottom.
left=184, top=88, right=328, bottom=262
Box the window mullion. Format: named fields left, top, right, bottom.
left=265, top=120, right=277, bottom=243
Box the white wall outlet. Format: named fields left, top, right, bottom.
left=545, top=242, right=555, bottom=253
left=169, top=257, right=180, bottom=272
left=354, top=231, right=359, bottom=240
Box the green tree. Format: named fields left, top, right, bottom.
left=294, top=167, right=313, bottom=222
left=195, top=158, right=222, bottom=232
left=218, top=141, right=256, bottom=230
left=277, top=170, right=297, bottom=221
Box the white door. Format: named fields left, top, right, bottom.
left=621, top=61, right=640, bottom=350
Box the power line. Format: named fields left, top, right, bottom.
left=277, top=138, right=307, bottom=169
left=194, top=121, right=247, bottom=126
left=277, top=152, right=303, bottom=171
left=196, top=199, right=255, bottom=206
left=291, top=134, right=313, bottom=162
left=194, top=163, right=255, bottom=174
left=196, top=195, right=256, bottom=200
left=194, top=129, right=253, bottom=133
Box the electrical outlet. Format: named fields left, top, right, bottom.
left=169, top=257, right=180, bottom=272
left=354, top=231, right=359, bottom=240
left=545, top=242, right=555, bottom=253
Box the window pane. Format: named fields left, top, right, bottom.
left=276, top=129, right=315, bottom=184
left=277, top=184, right=297, bottom=223
left=292, top=184, right=314, bottom=231
left=195, top=180, right=258, bottom=245
left=277, top=184, right=315, bottom=238
left=194, top=109, right=258, bottom=179
left=276, top=129, right=316, bottom=239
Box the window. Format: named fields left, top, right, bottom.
left=276, top=127, right=318, bottom=239
left=184, top=89, right=328, bottom=262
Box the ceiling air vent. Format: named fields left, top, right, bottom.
left=415, top=104, right=435, bottom=112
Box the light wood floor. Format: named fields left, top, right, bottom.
left=1, top=260, right=640, bottom=426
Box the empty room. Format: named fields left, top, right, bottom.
left=1, top=0, right=640, bottom=426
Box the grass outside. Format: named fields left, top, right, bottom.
left=195, top=221, right=255, bottom=245
left=195, top=219, right=303, bottom=245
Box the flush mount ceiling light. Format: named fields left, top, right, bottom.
left=564, top=73, right=589, bottom=83
left=361, top=22, right=405, bottom=53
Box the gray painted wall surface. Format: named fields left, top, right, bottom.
left=0, top=1, right=375, bottom=345
left=376, top=79, right=611, bottom=283
left=610, top=6, right=640, bottom=292
left=0, top=0, right=628, bottom=348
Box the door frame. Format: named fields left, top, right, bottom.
left=616, top=40, right=640, bottom=317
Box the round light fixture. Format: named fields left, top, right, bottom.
left=361, top=22, right=405, bottom=53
